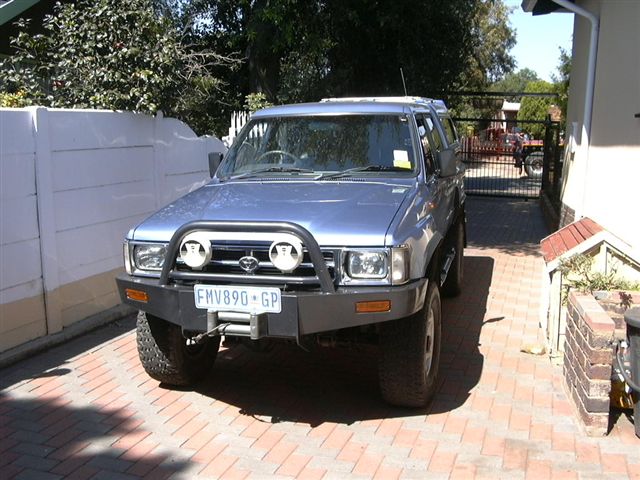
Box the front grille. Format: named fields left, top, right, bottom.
left=174, top=240, right=337, bottom=285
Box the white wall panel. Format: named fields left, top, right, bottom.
left=1, top=153, right=36, bottom=200
left=162, top=118, right=207, bottom=175
left=0, top=239, right=42, bottom=291
left=57, top=257, right=121, bottom=285
left=53, top=181, right=156, bottom=232
left=55, top=216, right=138, bottom=271
left=0, top=196, right=39, bottom=246
left=164, top=173, right=209, bottom=202
left=162, top=126, right=225, bottom=176
left=51, top=146, right=154, bottom=192
left=0, top=279, right=43, bottom=305
left=0, top=109, right=35, bottom=155
left=48, top=109, right=153, bottom=152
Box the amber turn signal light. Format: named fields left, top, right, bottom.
left=355, top=300, right=391, bottom=313
left=125, top=289, right=149, bottom=303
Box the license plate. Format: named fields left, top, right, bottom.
left=193, top=285, right=282, bottom=314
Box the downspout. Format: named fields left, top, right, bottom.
left=550, top=0, right=599, bottom=218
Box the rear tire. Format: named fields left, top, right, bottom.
left=136, top=311, right=219, bottom=386
left=525, top=151, right=543, bottom=179
left=442, top=216, right=465, bottom=297
left=379, top=281, right=442, bottom=407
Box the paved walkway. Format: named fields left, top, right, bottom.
left=1, top=197, right=638, bottom=479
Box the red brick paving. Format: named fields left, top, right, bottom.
left=0, top=198, right=638, bottom=479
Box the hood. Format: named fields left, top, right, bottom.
left=131, top=180, right=413, bottom=246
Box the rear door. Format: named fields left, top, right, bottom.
left=437, top=114, right=463, bottom=224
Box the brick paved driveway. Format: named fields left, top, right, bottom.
left=1, top=197, right=638, bottom=479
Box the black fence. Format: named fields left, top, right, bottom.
left=453, top=117, right=562, bottom=202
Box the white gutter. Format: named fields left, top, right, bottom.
left=550, top=0, right=599, bottom=218
left=550, top=0, right=599, bottom=139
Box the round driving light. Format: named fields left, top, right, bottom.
left=269, top=239, right=303, bottom=273
left=179, top=232, right=212, bottom=269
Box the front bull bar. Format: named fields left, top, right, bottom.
left=158, top=220, right=335, bottom=293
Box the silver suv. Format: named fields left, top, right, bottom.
left=117, top=97, right=466, bottom=407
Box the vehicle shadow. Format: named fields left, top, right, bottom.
left=194, top=255, right=494, bottom=426
left=431, top=255, right=494, bottom=414
left=0, top=393, right=188, bottom=478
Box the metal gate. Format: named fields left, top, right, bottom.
left=453, top=117, right=561, bottom=200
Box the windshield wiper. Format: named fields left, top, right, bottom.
left=315, top=165, right=410, bottom=180
left=227, top=166, right=315, bottom=180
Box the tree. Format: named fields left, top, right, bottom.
left=491, top=68, right=540, bottom=96
left=517, top=80, right=555, bottom=138
left=0, top=0, right=238, bottom=134
left=440, top=0, right=517, bottom=119
left=552, top=47, right=571, bottom=124
left=458, top=0, right=516, bottom=89
left=181, top=0, right=515, bottom=104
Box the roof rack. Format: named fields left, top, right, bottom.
left=319, top=96, right=447, bottom=111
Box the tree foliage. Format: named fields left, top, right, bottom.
left=182, top=0, right=516, bottom=107
left=552, top=47, right=571, bottom=124
left=517, top=80, right=555, bottom=138
left=458, top=0, right=516, bottom=88
left=2, top=0, right=518, bottom=136
left=0, top=0, right=238, bottom=134
left=491, top=68, right=540, bottom=96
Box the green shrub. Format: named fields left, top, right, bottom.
left=0, top=90, right=30, bottom=107
left=558, top=253, right=640, bottom=299
left=244, top=93, right=273, bottom=113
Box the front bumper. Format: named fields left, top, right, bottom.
left=116, top=274, right=428, bottom=340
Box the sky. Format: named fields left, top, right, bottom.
left=505, top=0, right=575, bottom=82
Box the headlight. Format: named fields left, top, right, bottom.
left=133, top=243, right=168, bottom=271
left=391, top=246, right=410, bottom=285
left=347, top=251, right=388, bottom=279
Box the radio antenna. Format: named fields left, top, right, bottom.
left=400, top=68, right=408, bottom=96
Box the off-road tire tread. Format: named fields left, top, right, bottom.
left=136, top=311, right=219, bottom=386
left=379, top=283, right=442, bottom=407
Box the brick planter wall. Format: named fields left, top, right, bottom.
left=564, top=292, right=616, bottom=435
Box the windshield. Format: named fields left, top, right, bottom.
left=219, top=114, right=417, bottom=179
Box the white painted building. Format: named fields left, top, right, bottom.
left=523, top=0, right=640, bottom=256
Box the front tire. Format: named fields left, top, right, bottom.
left=379, top=281, right=442, bottom=407
left=136, top=311, right=219, bottom=386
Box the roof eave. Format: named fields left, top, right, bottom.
left=520, top=0, right=575, bottom=16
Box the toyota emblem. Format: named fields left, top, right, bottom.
left=239, top=256, right=260, bottom=274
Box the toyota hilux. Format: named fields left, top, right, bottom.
left=116, top=97, right=466, bottom=407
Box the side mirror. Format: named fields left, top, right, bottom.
left=208, top=152, right=223, bottom=178
left=437, top=149, right=458, bottom=177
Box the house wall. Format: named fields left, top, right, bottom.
left=0, top=107, right=225, bottom=353
left=561, top=1, right=640, bottom=254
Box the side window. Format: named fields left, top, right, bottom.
left=415, top=115, right=437, bottom=175
left=424, top=115, right=444, bottom=152
left=441, top=117, right=458, bottom=146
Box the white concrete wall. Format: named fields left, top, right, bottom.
left=0, top=107, right=225, bottom=353
left=560, top=1, right=640, bottom=254
left=0, top=109, right=46, bottom=350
